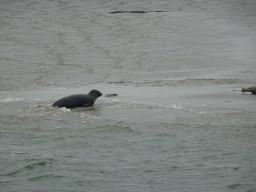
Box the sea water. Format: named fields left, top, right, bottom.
left=1, top=0, right=256, bottom=191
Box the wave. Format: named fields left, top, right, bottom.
left=0, top=97, right=25, bottom=102
left=1, top=161, right=49, bottom=177
left=100, top=99, right=200, bottom=112
left=0, top=97, right=43, bottom=103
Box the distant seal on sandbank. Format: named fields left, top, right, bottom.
left=242, top=86, right=256, bottom=94
left=52, top=89, right=102, bottom=108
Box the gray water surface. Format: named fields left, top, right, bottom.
left=1, top=0, right=256, bottom=191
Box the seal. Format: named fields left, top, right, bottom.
left=242, top=86, right=256, bottom=94
left=52, top=89, right=102, bottom=108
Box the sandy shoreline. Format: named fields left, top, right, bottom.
left=1, top=82, right=255, bottom=114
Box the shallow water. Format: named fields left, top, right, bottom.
left=1, top=0, right=256, bottom=192
left=1, top=95, right=256, bottom=192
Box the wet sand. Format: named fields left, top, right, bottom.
left=1, top=81, right=255, bottom=125
left=1, top=0, right=256, bottom=91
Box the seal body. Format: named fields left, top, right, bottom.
left=242, top=86, right=256, bottom=94
left=52, top=89, right=102, bottom=108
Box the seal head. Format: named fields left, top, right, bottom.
left=89, top=89, right=102, bottom=98
left=52, top=89, right=102, bottom=108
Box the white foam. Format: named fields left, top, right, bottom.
left=80, top=113, right=105, bottom=121
left=58, top=107, right=71, bottom=112
left=0, top=97, right=43, bottom=103
left=0, top=97, right=24, bottom=102
left=104, top=99, right=186, bottom=110
left=171, top=104, right=183, bottom=110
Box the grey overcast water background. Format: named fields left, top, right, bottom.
left=1, top=0, right=256, bottom=191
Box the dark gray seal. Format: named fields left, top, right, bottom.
left=52, top=89, right=102, bottom=108
left=242, top=86, right=256, bottom=94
